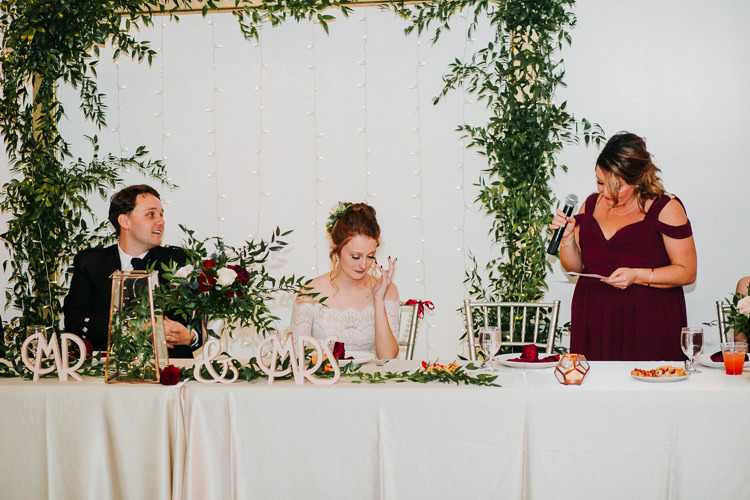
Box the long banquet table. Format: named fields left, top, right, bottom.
left=2, top=359, right=750, bottom=500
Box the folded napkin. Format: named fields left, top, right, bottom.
left=507, top=344, right=560, bottom=363
left=710, top=351, right=749, bottom=362
left=332, top=341, right=353, bottom=360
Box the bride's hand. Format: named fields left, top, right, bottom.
left=372, top=256, right=397, bottom=302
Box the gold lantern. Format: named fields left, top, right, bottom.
left=105, top=270, right=169, bottom=383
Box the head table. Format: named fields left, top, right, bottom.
left=1, top=358, right=748, bottom=500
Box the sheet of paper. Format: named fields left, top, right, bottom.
left=566, top=272, right=608, bottom=279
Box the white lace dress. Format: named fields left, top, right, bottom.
left=291, top=300, right=400, bottom=355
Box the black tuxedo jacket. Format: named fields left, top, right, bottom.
left=63, top=244, right=198, bottom=358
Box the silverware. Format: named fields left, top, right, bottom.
left=376, top=359, right=390, bottom=367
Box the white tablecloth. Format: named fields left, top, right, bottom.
left=0, top=376, right=185, bottom=500
left=179, top=360, right=750, bottom=500
left=2, top=360, right=750, bottom=500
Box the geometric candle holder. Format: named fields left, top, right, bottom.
left=554, top=353, right=590, bottom=385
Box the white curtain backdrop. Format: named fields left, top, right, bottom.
left=1, top=0, right=748, bottom=358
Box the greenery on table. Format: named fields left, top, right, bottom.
left=177, top=356, right=499, bottom=387
left=157, top=225, right=315, bottom=337
left=105, top=292, right=160, bottom=382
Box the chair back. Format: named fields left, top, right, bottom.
left=463, top=299, right=560, bottom=361
left=397, top=302, right=420, bottom=360
left=717, top=300, right=731, bottom=344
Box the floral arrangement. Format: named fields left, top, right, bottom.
left=157, top=225, right=314, bottom=338
left=725, top=291, right=750, bottom=338
left=325, top=202, right=352, bottom=234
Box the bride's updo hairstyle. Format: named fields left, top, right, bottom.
left=596, top=131, right=665, bottom=209
left=328, top=203, right=381, bottom=264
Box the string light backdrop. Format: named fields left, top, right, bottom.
left=58, top=8, right=496, bottom=359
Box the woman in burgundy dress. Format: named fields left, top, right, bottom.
left=550, top=132, right=697, bottom=361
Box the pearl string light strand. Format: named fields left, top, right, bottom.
left=412, top=36, right=432, bottom=356
left=156, top=19, right=172, bottom=209
left=252, top=27, right=267, bottom=240
left=207, top=17, right=223, bottom=237
left=362, top=11, right=372, bottom=203
left=310, top=20, right=320, bottom=274
left=113, top=60, right=128, bottom=168
left=458, top=8, right=472, bottom=356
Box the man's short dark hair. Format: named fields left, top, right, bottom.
left=108, top=184, right=161, bottom=235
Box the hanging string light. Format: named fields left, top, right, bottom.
left=412, top=35, right=432, bottom=357
left=113, top=60, right=127, bottom=166
left=310, top=20, right=321, bottom=274
left=207, top=16, right=223, bottom=237
left=156, top=19, right=171, bottom=208
left=362, top=10, right=372, bottom=202
left=251, top=26, right=267, bottom=240
left=457, top=7, right=476, bottom=356
left=460, top=7, right=472, bottom=277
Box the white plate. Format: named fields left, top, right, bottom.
left=496, top=352, right=559, bottom=369
left=338, top=351, right=375, bottom=366
left=696, top=353, right=750, bottom=370
left=631, top=374, right=687, bottom=382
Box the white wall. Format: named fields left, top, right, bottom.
left=3, top=0, right=748, bottom=357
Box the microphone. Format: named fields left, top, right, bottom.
left=547, top=194, right=578, bottom=255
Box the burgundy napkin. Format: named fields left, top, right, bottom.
left=507, top=344, right=560, bottom=363
left=710, top=351, right=749, bottom=362
left=332, top=341, right=352, bottom=360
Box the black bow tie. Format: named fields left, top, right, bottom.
left=131, top=257, right=147, bottom=271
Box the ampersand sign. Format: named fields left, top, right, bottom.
left=21, top=332, right=86, bottom=382
left=193, top=338, right=239, bottom=384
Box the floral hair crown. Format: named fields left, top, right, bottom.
left=326, top=202, right=352, bottom=234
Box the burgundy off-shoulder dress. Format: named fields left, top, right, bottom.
left=570, top=193, right=693, bottom=361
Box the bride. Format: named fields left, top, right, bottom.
left=291, top=202, right=399, bottom=359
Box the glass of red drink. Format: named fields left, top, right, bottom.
left=720, top=342, right=748, bottom=375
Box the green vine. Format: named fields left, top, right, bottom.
left=0, top=1, right=184, bottom=338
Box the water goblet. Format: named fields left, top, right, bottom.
left=478, top=326, right=500, bottom=372
left=680, top=327, right=703, bottom=373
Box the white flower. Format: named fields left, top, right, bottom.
left=174, top=265, right=193, bottom=278
left=216, top=267, right=238, bottom=286
left=738, top=296, right=750, bottom=317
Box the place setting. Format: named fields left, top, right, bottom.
left=629, top=327, right=702, bottom=383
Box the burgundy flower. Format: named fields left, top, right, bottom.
left=83, top=339, right=94, bottom=358
left=332, top=341, right=352, bottom=360
left=198, top=259, right=218, bottom=291
left=228, top=265, right=250, bottom=284
left=225, top=290, right=245, bottom=299
left=68, top=337, right=94, bottom=360
left=332, top=341, right=346, bottom=359
left=160, top=365, right=182, bottom=385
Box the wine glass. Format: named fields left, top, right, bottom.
left=680, top=327, right=703, bottom=373
left=478, top=327, right=500, bottom=372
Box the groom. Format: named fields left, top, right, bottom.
left=63, top=184, right=199, bottom=358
